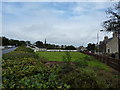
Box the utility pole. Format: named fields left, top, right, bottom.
left=97, top=30, right=104, bottom=55
left=97, top=32, right=99, bottom=54
left=45, top=38, right=46, bottom=45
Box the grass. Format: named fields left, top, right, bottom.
left=88, top=60, right=110, bottom=72
left=2, top=48, right=119, bottom=88
left=36, top=51, right=90, bottom=61
left=36, top=51, right=111, bottom=72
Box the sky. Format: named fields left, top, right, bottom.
left=2, top=2, right=117, bottom=47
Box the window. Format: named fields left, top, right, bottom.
left=108, top=48, right=110, bottom=53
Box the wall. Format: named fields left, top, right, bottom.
left=106, top=36, right=118, bottom=53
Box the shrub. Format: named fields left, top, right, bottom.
left=61, top=52, right=75, bottom=74
left=2, top=58, right=70, bottom=88
left=59, top=63, right=74, bottom=74
left=2, top=46, right=38, bottom=60
left=62, top=52, right=72, bottom=63
left=2, top=51, right=38, bottom=60
left=15, top=46, right=34, bottom=52
left=75, top=58, right=88, bottom=68
left=2, top=46, right=70, bottom=88
left=59, top=67, right=117, bottom=88
left=2, top=58, right=46, bottom=88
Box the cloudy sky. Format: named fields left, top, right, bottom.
left=2, top=2, right=117, bottom=47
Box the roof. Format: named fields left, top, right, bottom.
left=100, top=37, right=113, bottom=45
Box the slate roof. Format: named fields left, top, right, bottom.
left=100, top=37, right=113, bottom=45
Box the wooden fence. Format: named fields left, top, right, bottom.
left=82, top=52, right=120, bottom=72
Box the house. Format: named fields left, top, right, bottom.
left=77, top=46, right=87, bottom=52
left=30, top=46, right=47, bottom=52
left=99, top=32, right=118, bottom=54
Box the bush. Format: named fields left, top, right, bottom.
left=61, top=52, right=74, bottom=74
left=2, top=58, right=45, bottom=88
left=2, top=46, right=38, bottom=60
left=75, top=58, right=88, bottom=68
left=59, top=63, right=74, bottom=74
left=59, top=67, right=118, bottom=88
left=3, top=51, right=38, bottom=60
left=62, top=52, right=72, bottom=63
left=2, top=46, right=70, bottom=88
left=2, top=58, right=70, bottom=88
left=15, top=46, right=34, bottom=52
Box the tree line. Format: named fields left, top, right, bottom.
left=33, top=41, right=76, bottom=50
left=1, top=37, right=30, bottom=46
left=1, top=36, right=76, bottom=50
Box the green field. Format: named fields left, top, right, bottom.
left=36, top=51, right=90, bottom=61
left=36, top=51, right=110, bottom=71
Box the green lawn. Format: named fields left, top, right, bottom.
left=36, top=51, right=111, bottom=71
left=36, top=51, right=90, bottom=61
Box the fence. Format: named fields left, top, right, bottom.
left=82, top=52, right=120, bottom=72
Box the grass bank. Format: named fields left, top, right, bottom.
left=2, top=48, right=120, bottom=88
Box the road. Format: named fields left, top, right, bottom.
left=0, top=47, right=17, bottom=57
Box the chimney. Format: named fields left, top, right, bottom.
left=104, top=36, right=108, bottom=41
left=100, top=41, right=102, bottom=44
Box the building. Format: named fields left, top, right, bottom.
left=29, top=45, right=47, bottom=52
left=99, top=32, right=118, bottom=54
left=77, top=46, right=87, bottom=52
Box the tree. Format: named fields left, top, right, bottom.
left=35, top=41, right=44, bottom=47
left=103, top=3, right=120, bottom=32
left=19, top=41, right=26, bottom=46
left=65, top=45, right=76, bottom=50
left=86, top=43, right=96, bottom=53
left=2, top=37, right=9, bottom=46
left=102, top=2, right=120, bottom=59
left=26, top=41, right=31, bottom=46
left=61, top=45, right=64, bottom=49
left=9, top=39, right=18, bottom=46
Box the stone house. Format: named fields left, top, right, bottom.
left=99, top=32, right=118, bottom=54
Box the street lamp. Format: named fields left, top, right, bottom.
left=97, top=30, right=104, bottom=55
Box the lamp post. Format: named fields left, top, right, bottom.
left=97, top=30, right=104, bottom=55
left=97, top=32, right=99, bottom=54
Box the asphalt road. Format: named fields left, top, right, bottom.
left=0, top=47, right=17, bottom=57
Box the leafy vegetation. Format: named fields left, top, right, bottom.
left=3, top=46, right=38, bottom=60
left=15, top=46, right=34, bottom=52
left=2, top=47, right=70, bottom=88
left=62, top=52, right=72, bottom=63
left=3, top=51, right=38, bottom=60
left=2, top=47, right=120, bottom=88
